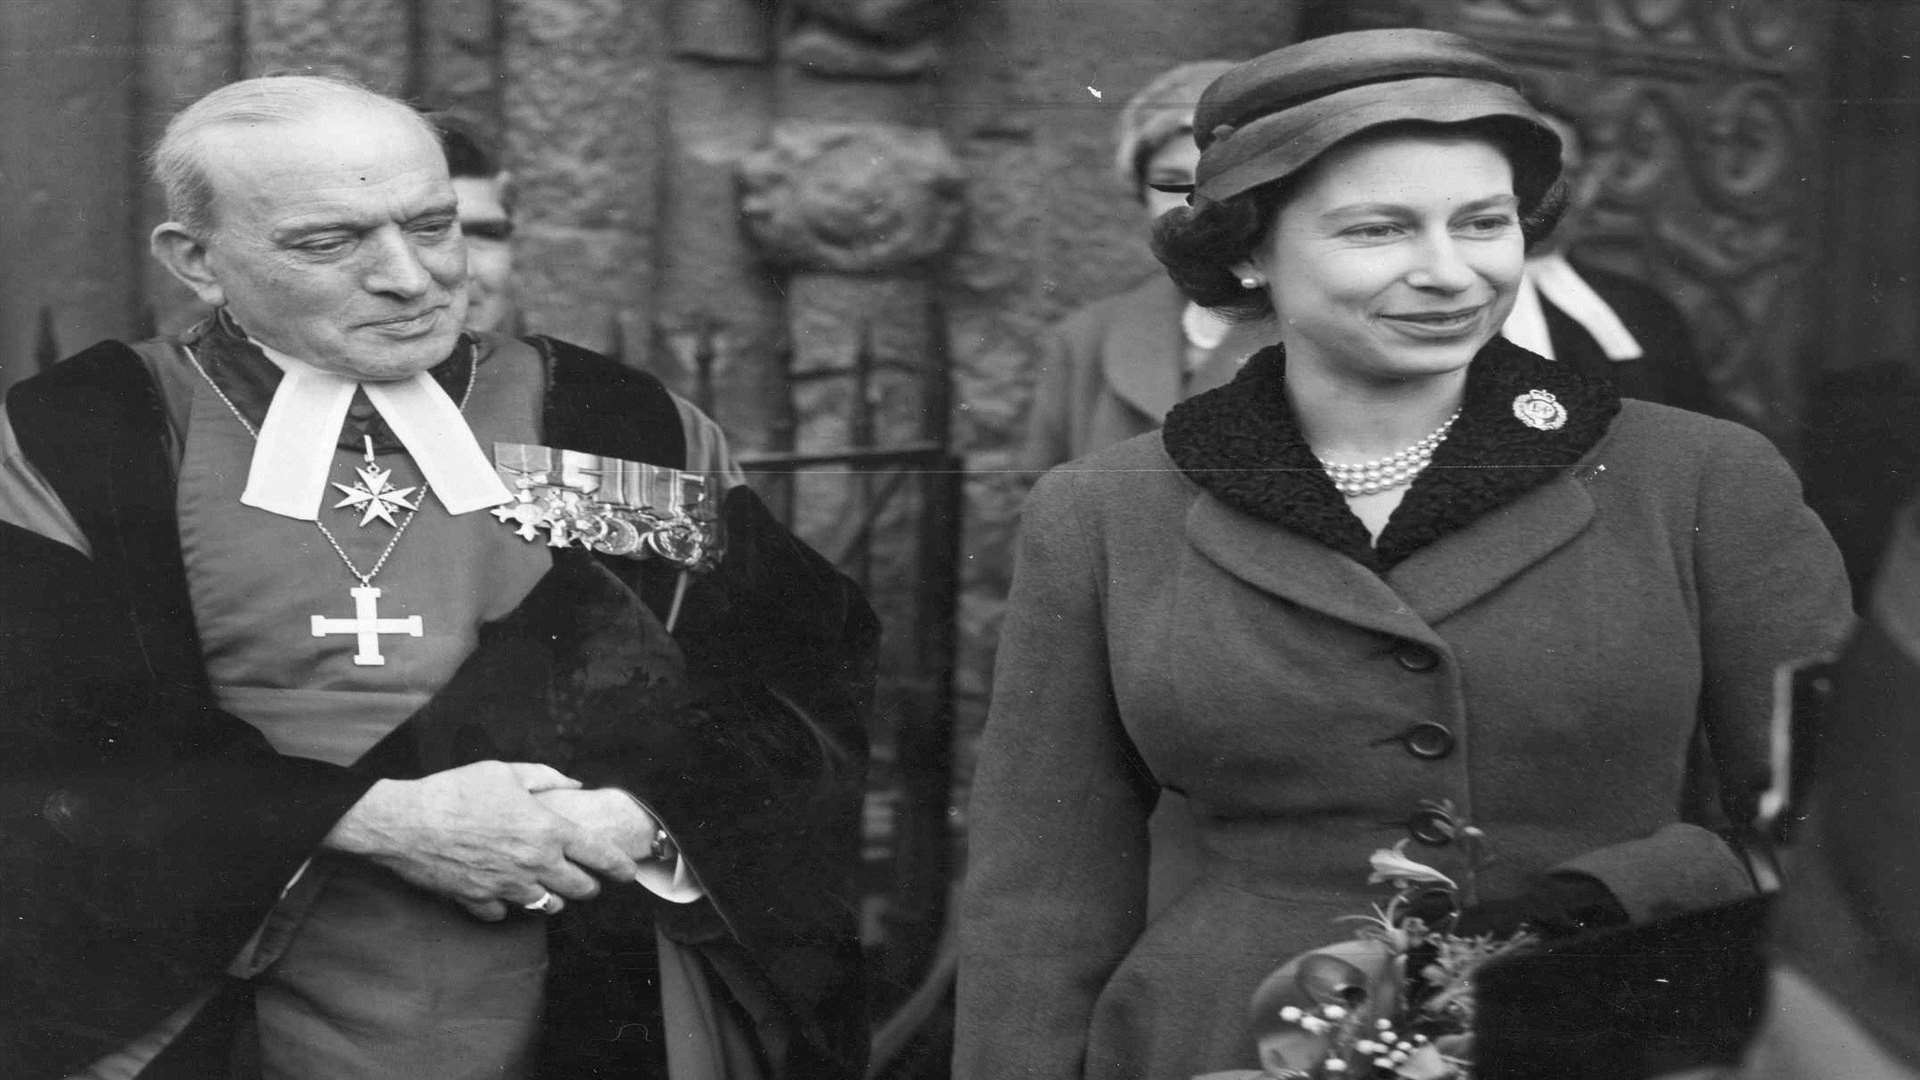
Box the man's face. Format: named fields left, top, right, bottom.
left=451, top=174, right=515, bottom=333
left=190, top=104, right=469, bottom=381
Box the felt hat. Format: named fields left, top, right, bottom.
left=1190, top=28, right=1560, bottom=206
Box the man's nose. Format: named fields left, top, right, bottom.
left=1405, top=233, right=1477, bottom=292
left=362, top=230, right=434, bottom=298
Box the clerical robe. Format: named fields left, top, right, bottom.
left=0, top=321, right=875, bottom=1079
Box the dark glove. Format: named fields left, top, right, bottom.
left=1453, top=873, right=1629, bottom=940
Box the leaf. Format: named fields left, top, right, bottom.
left=1367, top=839, right=1458, bottom=890
left=1394, top=1042, right=1462, bottom=1080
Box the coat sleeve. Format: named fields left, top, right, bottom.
left=953, top=471, right=1157, bottom=1079
left=554, top=487, right=878, bottom=1079
left=1020, top=325, right=1080, bottom=476
left=1558, top=423, right=1854, bottom=923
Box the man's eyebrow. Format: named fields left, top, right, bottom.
left=270, top=217, right=363, bottom=243
left=271, top=201, right=460, bottom=241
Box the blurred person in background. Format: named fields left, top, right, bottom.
left=1500, top=102, right=1716, bottom=416
left=1020, top=59, right=1277, bottom=474
left=431, top=113, right=518, bottom=335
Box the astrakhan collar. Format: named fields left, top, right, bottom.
left=1162, top=336, right=1620, bottom=570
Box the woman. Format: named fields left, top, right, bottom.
left=1021, top=59, right=1275, bottom=474
left=955, top=29, right=1852, bottom=1080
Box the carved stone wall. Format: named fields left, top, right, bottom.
left=1322, top=0, right=1827, bottom=448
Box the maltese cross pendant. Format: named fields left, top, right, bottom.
left=332, top=437, right=421, bottom=528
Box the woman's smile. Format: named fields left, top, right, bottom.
left=1378, top=304, right=1488, bottom=339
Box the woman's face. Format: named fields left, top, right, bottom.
left=1142, top=135, right=1202, bottom=221
left=1242, top=130, right=1524, bottom=387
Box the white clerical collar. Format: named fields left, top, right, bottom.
left=241, top=340, right=512, bottom=521
left=1503, top=252, right=1645, bottom=363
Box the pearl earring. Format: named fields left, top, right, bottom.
left=1239, top=275, right=1261, bottom=290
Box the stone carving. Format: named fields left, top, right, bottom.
left=1699, top=82, right=1796, bottom=213
left=1491, top=0, right=1577, bottom=18
left=1618, top=0, right=1693, bottom=34
left=783, top=0, right=954, bottom=77
left=738, top=121, right=966, bottom=273
left=1597, top=86, right=1684, bottom=204
left=791, top=0, right=950, bottom=43
left=1726, top=0, right=1797, bottom=58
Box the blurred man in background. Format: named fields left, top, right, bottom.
left=433, top=113, right=518, bottom=334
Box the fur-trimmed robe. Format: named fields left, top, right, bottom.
left=0, top=336, right=876, bottom=1079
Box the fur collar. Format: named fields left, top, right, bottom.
left=1162, top=336, right=1620, bottom=570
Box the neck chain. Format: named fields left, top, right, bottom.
left=1317, top=409, right=1460, bottom=499
left=185, top=343, right=477, bottom=666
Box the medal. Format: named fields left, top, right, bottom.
left=492, top=442, right=723, bottom=570
left=331, top=436, right=421, bottom=527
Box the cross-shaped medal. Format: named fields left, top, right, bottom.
left=310, top=585, right=424, bottom=666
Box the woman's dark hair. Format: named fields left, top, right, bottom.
left=1152, top=117, right=1567, bottom=322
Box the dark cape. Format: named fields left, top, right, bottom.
left=0, top=336, right=877, bottom=1079
left=1542, top=258, right=1715, bottom=418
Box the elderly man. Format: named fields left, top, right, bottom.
left=0, top=75, right=873, bottom=1079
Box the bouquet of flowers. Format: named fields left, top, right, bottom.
left=1197, top=839, right=1537, bottom=1080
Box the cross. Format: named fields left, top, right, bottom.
left=310, top=585, right=424, bottom=666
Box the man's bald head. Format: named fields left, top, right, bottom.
left=152, top=75, right=440, bottom=238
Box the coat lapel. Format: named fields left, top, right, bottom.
left=1165, top=334, right=1619, bottom=632
left=1184, top=494, right=1443, bottom=644
left=1386, top=470, right=1596, bottom=624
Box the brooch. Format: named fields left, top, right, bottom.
left=491, top=442, right=723, bottom=570
left=1511, top=389, right=1568, bottom=431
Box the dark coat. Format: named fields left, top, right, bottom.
left=0, top=338, right=877, bottom=1079
left=956, top=342, right=1852, bottom=1080
left=1543, top=258, right=1715, bottom=417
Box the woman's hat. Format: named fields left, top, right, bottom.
left=1190, top=28, right=1559, bottom=206
left=1112, top=60, right=1239, bottom=193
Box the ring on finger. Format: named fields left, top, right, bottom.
left=523, top=890, right=562, bottom=915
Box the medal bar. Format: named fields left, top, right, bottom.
left=491, top=442, right=723, bottom=570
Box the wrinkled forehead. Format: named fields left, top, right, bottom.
left=196, top=103, right=452, bottom=223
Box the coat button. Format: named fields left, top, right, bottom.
left=1407, top=806, right=1456, bottom=846
left=1402, top=722, right=1456, bottom=760
left=1394, top=644, right=1439, bottom=672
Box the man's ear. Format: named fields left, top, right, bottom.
left=150, top=223, right=227, bottom=307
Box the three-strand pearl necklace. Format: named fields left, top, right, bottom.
left=1317, top=409, right=1461, bottom=498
